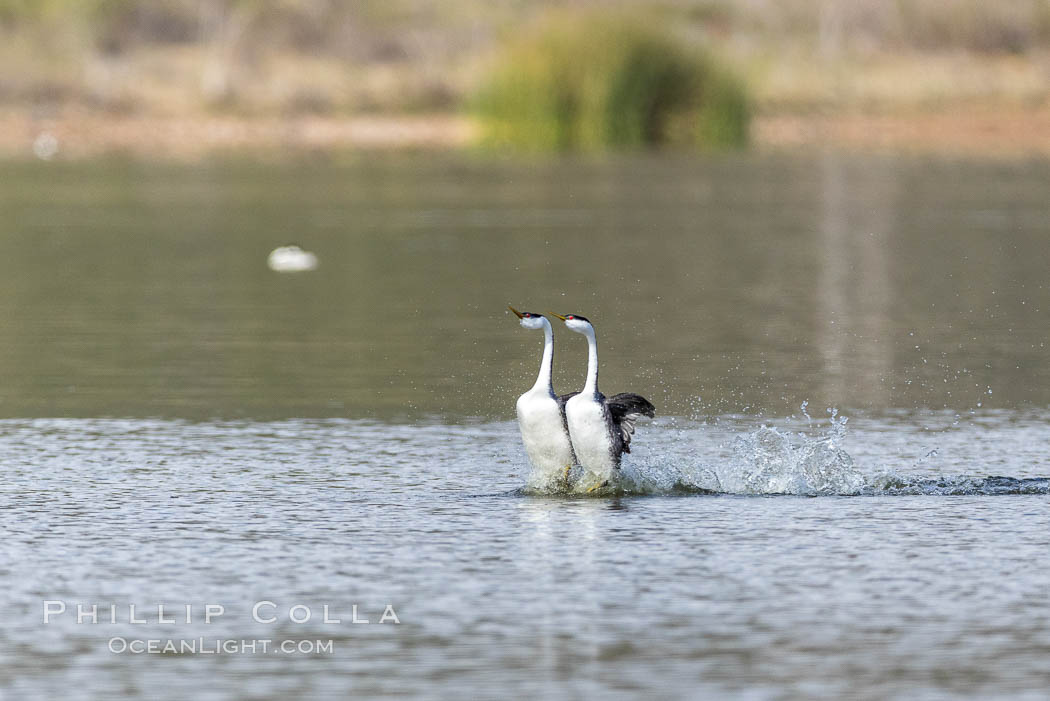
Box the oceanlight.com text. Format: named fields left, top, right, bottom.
left=108, top=637, right=335, bottom=655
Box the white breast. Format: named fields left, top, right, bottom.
left=516, top=390, right=575, bottom=477
left=565, top=394, right=616, bottom=478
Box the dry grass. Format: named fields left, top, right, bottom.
left=1, top=0, right=1049, bottom=157
left=2, top=0, right=1049, bottom=115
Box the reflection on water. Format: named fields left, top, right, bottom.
left=817, top=152, right=894, bottom=406
left=0, top=154, right=1048, bottom=420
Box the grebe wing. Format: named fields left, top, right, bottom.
left=606, top=393, right=656, bottom=453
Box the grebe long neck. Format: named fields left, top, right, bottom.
left=582, top=325, right=599, bottom=395
left=532, top=318, right=555, bottom=393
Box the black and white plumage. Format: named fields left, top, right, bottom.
left=553, top=313, right=655, bottom=479
left=508, top=306, right=577, bottom=477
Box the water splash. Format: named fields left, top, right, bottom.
left=709, top=424, right=864, bottom=495
left=519, top=408, right=1050, bottom=497
left=523, top=460, right=705, bottom=496
left=525, top=410, right=864, bottom=496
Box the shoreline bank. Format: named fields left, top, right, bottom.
left=3, top=105, right=1050, bottom=161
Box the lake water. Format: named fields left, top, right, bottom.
left=1, top=153, right=1049, bottom=699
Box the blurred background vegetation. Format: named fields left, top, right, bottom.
left=1, top=0, right=1049, bottom=155
left=473, top=12, right=749, bottom=150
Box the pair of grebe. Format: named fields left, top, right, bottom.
left=509, top=307, right=655, bottom=490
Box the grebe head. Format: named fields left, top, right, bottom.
left=508, top=306, right=547, bottom=330
left=551, top=313, right=592, bottom=334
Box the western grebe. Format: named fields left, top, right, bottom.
left=509, top=306, right=578, bottom=483
left=552, top=313, right=655, bottom=489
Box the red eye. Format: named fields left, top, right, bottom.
left=567, top=315, right=574, bottom=320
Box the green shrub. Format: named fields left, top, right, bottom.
left=472, top=12, right=750, bottom=151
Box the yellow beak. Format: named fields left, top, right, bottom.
left=508, top=305, right=525, bottom=319
left=549, top=313, right=567, bottom=321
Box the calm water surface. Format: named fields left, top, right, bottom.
left=1, top=154, right=1049, bottom=699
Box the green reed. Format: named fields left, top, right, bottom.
left=472, top=12, right=750, bottom=151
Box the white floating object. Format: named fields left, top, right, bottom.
left=268, top=245, right=318, bottom=272
left=33, top=132, right=59, bottom=161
